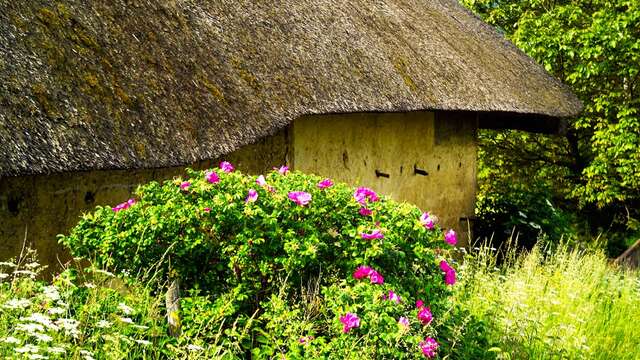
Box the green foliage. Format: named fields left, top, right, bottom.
left=461, top=0, right=640, bottom=250
left=475, top=177, right=575, bottom=248
left=60, top=166, right=458, bottom=358
left=451, top=243, right=640, bottom=359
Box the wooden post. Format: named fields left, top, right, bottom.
left=614, top=239, right=640, bottom=269
left=166, top=278, right=181, bottom=337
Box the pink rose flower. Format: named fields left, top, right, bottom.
left=444, top=229, right=458, bottom=246
left=299, top=336, right=314, bottom=345
left=444, top=269, right=457, bottom=285
left=420, top=212, right=436, bottom=230
left=180, top=181, right=191, bottom=190
left=352, top=266, right=373, bottom=280
left=245, top=189, right=258, bottom=203
left=317, top=178, right=333, bottom=189
left=354, top=187, right=379, bottom=205
left=398, top=316, right=410, bottom=329
left=220, top=161, right=234, bottom=173
left=359, top=207, right=372, bottom=216
left=112, top=198, right=136, bottom=212
left=256, top=175, right=267, bottom=187
left=439, top=260, right=456, bottom=285
left=417, top=306, right=433, bottom=325
left=419, top=337, right=439, bottom=358
left=416, top=299, right=424, bottom=309
left=369, top=270, right=384, bottom=285
left=288, top=191, right=312, bottom=206
left=339, top=313, right=360, bottom=333
left=205, top=171, right=220, bottom=184
left=386, top=290, right=401, bottom=303
left=360, top=229, right=384, bottom=240
left=274, top=165, right=289, bottom=175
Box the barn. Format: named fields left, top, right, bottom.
left=0, top=0, right=581, bottom=267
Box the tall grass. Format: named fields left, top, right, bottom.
left=453, top=242, right=640, bottom=359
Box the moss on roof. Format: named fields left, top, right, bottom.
left=0, top=0, right=582, bottom=176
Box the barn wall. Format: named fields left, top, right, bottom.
left=0, top=130, right=288, bottom=270
left=290, top=111, right=478, bottom=245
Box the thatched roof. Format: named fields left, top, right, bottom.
left=0, top=0, right=582, bottom=177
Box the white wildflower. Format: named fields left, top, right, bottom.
left=21, top=313, right=56, bottom=330
left=15, top=344, right=39, bottom=353
left=2, top=336, right=21, bottom=344
left=83, top=282, right=96, bottom=289
left=42, top=286, right=60, bottom=301
left=0, top=261, right=17, bottom=267
left=13, top=270, right=37, bottom=278
left=55, top=318, right=80, bottom=337
left=47, top=307, right=66, bottom=316
left=16, top=323, right=46, bottom=333
left=80, top=349, right=95, bottom=360
left=118, top=317, right=134, bottom=324
left=118, top=302, right=134, bottom=315
left=96, top=320, right=111, bottom=328
left=3, top=298, right=31, bottom=309
left=135, top=339, right=152, bottom=346
left=187, top=344, right=204, bottom=351
left=33, top=333, right=53, bottom=342
left=25, top=262, right=41, bottom=269
left=0, top=273, right=9, bottom=279
left=28, top=354, right=49, bottom=359
left=46, top=346, right=66, bottom=354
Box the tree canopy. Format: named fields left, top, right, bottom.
left=462, top=0, right=640, bottom=251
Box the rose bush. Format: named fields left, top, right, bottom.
left=60, top=164, right=458, bottom=358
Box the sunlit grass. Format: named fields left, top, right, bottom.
left=454, top=242, right=640, bottom=359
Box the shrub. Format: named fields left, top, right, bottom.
left=60, top=164, right=459, bottom=358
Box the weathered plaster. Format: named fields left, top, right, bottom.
left=291, top=111, right=478, bottom=244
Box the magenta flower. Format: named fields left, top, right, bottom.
left=416, top=299, right=425, bottom=309
left=420, top=212, right=435, bottom=230
left=205, top=171, right=220, bottom=184
left=359, top=207, right=372, bottom=216
left=369, top=270, right=384, bottom=285
left=444, top=269, right=457, bottom=285
left=220, top=161, right=234, bottom=173
left=288, top=191, right=312, bottom=206
left=419, top=337, right=439, bottom=358
left=353, top=266, right=373, bottom=280
left=439, top=260, right=453, bottom=273
left=439, top=260, right=457, bottom=285
left=299, top=336, right=314, bottom=345
left=417, top=306, right=433, bottom=325
left=203, top=207, right=211, bottom=213
left=386, top=290, right=401, bottom=303
left=354, top=187, right=379, bottom=205
left=112, top=198, right=136, bottom=212
left=444, top=229, right=458, bottom=246
left=398, top=316, right=410, bottom=329
left=180, top=181, right=191, bottom=191
left=256, top=175, right=267, bottom=187
left=339, top=313, right=360, bottom=333
left=274, top=165, right=289, bottom=175
left=360, top=229, right=384, bottom=240
left=245, top=189, right=258, bottom=203
left=317, top=178, right=333, bottom=189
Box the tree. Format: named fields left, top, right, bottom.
left=461, top=0, right=640, bottom=252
